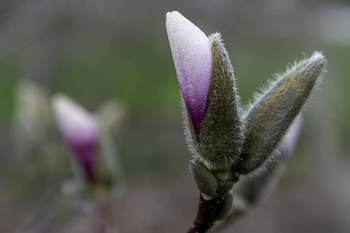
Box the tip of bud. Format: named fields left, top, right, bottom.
left=166, top=11, right=181, bottom=20
left=309, top=51, right=326, bottom=64
left=299, top=51, right=327, bottom=81
left=165, top=10, right=208, bottom=42
left=52, top=93, right=97, bottom=145
left=165, top=11, right=185, bottom=29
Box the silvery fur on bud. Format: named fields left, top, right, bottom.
left=233, top=52, right=326, bottom=174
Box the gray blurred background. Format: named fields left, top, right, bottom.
left=0, top=0, right=350, bottom=232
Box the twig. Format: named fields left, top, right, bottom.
left=187, top=183, right=233, bottom=233
left=95, top=199, right=114, bottom=233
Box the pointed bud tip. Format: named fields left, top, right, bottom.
left=209, top=32, right=222, bottom=41
left=308, top=51, right=326, bottom=68
left=165, top=11, right=197, bottom=30
left=299, top=51, right=327, bottom=80
left=166, top=11, right=180, bottom=20
left=310, top=51, right=325, bottom=62
left=52, top=94, right=98, bottom=145
left=165, top=10, right=209, bottom=46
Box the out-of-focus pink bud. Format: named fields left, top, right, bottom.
left=52, top=94, right=98, bottom=183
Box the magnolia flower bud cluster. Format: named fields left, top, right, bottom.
left=166, top=11, right=326, bottom=199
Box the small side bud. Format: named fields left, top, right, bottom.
left=230, top=193, right=250, bottom=216
left=198, top=33, right=242, bottom=169
left=190, top=159, right=218, bottom=197
left=214, top=192, right=233, bottom=221
left=234, top=52, right=326, bottom=174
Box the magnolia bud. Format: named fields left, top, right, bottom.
left=166, top=11, right=242, bottom=170
left=190, top=159, right=218, bottom=197
left=233, top=52, right=326, bottom=174
left=52, top=94, right=98, bottom=184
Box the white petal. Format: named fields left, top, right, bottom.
left=52, top=94, right=97, bottom=144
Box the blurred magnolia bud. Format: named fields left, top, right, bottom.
left=166, top=11, right=242, bottom=171
left=11, top=80, right=71, bottom=187
left=234, top=160, right=285, bottom=205
left=94, top=113, right=125, bottom=198
left=97, top=99, right=127, bottom=137
left=223, top=115, right=303, bottom=228
left=52, top=94, right=98, bottom=184
left=233, top=115, right=302, bottom=206
left=52, top=94, right=125, bottom=198
left=13, top=79, right=52, bottom=146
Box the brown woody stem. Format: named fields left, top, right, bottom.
left=187, top=183, right=233, bottom=233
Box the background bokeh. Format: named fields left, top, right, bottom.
left=0, top=0, right=350, bottom=232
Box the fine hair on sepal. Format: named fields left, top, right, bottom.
left=197, top=33, right=243, bottom=170
left=233, top=52, right=326, bottom=174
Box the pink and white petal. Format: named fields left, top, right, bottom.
left=166, top=11, right=212, bottom=139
